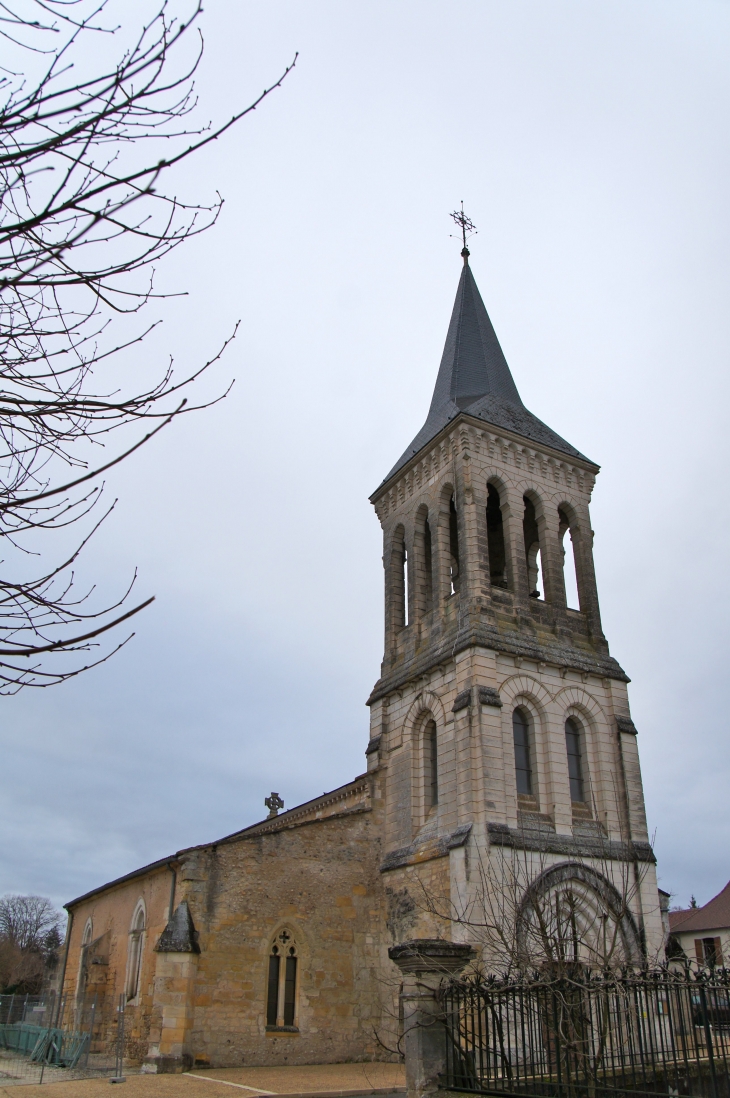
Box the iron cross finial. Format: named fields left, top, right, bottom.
left=450, top=201, right=477, bottom=263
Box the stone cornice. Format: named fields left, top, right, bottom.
left=368, top=625, right=628, bottom=705
left=370, top=411, right=600, bottom=517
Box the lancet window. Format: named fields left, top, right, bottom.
left=266, top=930, right=298, bottom=1029
left=126, top=902, right=146, bottom=1002
left=512, top=708, right=533, bottom=796
left=424, top=719, right=438, bottom=808
left=565, top=717, right=586, bottom=803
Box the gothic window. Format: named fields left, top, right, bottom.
left=565, top=717, right=586, bottom=803
left=512, top=708, right=533, bottom=795
left=424, top=719, right=438, bottom=808
left=449, top=496, right=460, bottom=595
left=403, top=547, right=409, bottom=626
left=266, top=930, right=298, bottom=1029
left=558, top=508, right=580, bottom=610
left=523, top=496, right=542, bottom=599
left=126, top=902, right=145, bottom=1002
left=486, top=483, right=508, bottom=588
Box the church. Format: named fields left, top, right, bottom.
left=59, top=243, right=664, bottom=1073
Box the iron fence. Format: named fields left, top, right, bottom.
left=442, top=968, right=730, bottom=1098
left=0, top=990, right=128, bottom=1086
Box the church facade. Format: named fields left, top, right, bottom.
left=59, top=252, right=664, bottom=1072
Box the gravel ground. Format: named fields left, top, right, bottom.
left=0, top=1060, right=405, bottom=1098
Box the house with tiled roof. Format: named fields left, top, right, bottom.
left=669, top=880, right=730, bottom=966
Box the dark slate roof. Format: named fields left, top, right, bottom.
left=378, top=261, right=593, bottom=490
left=669, top=881, right=730, bottom=935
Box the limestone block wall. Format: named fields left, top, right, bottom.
left=62, top=864, right=172, bottom=1061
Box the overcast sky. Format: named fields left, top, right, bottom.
left=1, top=0, right=729, bottom=915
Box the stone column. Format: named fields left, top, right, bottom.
left=389, top=939, right=475, bottom=1098
left=143, top=902, right=200, bottom=1074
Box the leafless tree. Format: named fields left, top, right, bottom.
left=0, top=893, right=63, bottom=992
left=0, top=0, right=295, bottom=691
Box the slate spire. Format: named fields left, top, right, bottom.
left=378, top=259, right=590, bottom=488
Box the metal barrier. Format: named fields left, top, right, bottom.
left=0, top=991, right=127, bottom=1086
left=442, top=968, right=730, bottom=1098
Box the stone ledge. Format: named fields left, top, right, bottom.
left=487, top=822, right=655, bottom=863
left=380, top=823, right=472, bottom=872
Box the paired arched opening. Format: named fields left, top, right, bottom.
left=266, top=929, right=298, bottom=1029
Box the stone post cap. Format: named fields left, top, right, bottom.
left=388, top=938, right=475, bottom=976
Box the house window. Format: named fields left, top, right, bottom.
left=695, top=937, right=723, bottom=968
left=126, top=904, right=145, bottom=1002
left=565, top=717, right=585, bottom=803
left=512, top=708, right=533, bottom=795
left=266, top=930, right=298, bottom=1029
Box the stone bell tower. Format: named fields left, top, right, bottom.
left=366, top=246, right=663, bottom=964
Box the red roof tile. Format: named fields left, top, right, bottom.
left=669, top=881, right=730, bottom=935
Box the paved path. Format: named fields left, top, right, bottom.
left=0, top=1061, right=405, bottom=1098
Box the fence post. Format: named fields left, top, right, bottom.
left=111, top=993, right=126, bottom=1084
left=389, top=939, right=475, bottom=1098
left=698, top=983, right=719, bottom=1098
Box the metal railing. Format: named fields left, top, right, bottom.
left=442, top=968, right=730, bottom=1098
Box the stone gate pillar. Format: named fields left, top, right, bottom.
left=388, top=939, right=475, bottom=1098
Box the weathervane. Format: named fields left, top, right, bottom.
left=450, top=201, right=477, bottom=263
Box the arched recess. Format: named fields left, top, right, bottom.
left=404, top=691, right=448, bottom=830
left=516, top=862, right=643, bottom=968
left=522, top=491, right=547, bottom=600
left=413, top=504, right=434, bottom=617
left=486, top=479, right=509, bottom=589
left=125, top=900, right=146, bottom=1002
left=75, top=918, right=94, bottom=999
left=499, top=676, right=552, bottom=812
left=558, top=503, right=582, bottom=610
left=553, top=687, right=611, bottom=825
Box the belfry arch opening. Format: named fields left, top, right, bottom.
left=523, top=496, right=543, bottom=600
left=449, top=495, right=460, bottom=595
left=390, top=525, right=407, bottom=630
left=558, top=508, right=580, bottom=610
left=414, top=505, right=433, bottom=616
left=486, top=482, right=508, bottom=588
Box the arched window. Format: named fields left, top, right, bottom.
left=565, top=717, right=585, bottom=803
left=266, top=930, right=298, bottom=1029
left=424, top=719, right=438, bottom=808
left=126, top=903, right=145, bottom=1002
left=449, top=495, right=460, bottom=595
left=486, top=483, right=508, bottom=588
left=512, top=708, right=533, bottom=795
left=523, top=496, right=542, bottom=599
left=558, top=508, right=580, bottom=610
